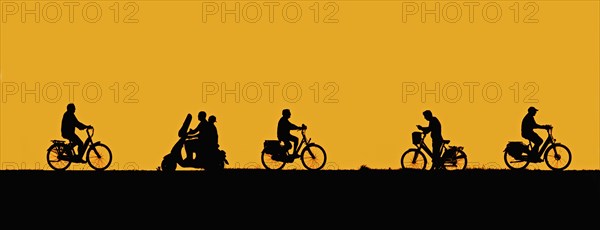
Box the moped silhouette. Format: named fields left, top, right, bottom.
left=160, top=113, right=228, bottom=172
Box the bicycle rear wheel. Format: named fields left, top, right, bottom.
left=504, top=151, right=529, bottom=170
left=400, top=149, right=427, bottom=170
left=442, top=149, right=467, bottom=170
left=47, top=144, right=71, bottom=171
left=301, top=143, right=327, bottom=170
left=545, top=143, right=571, bottom=171
left=261, top=152, right=286, bottom=170
left=87, top=143, right=112, bottom=171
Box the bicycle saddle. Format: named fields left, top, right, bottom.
left=443, top=140, right=451, bottom=144
left=51, top=140, right=66, bottom=144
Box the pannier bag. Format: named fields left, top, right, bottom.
left=263, top=140, right=282, bottom=154
left=505, top=141, right=527, bottom=158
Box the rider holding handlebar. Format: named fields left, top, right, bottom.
left=277, top=109, right=306, bottom=159
left=521, top=106, right=552, bottom=162
left=61, top=103, right=92, bottom=163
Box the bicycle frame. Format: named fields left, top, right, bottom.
left=278, top=128, right=320, bottom=161
left=414, top=133, right=445, bottom=160
left=63, top=128, right=95, bottom=159
left=290, top=129, right=311, bottom=155
left=526, top=128, right=555, bottom=157
left=261, top=125, right=327, bottom=170
left=48, top=126, right=113, bottom=171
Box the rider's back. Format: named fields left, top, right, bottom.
left=205, top=122, right=218, bottom=148
left=277, top=117, right=292, bottom=140
left=521, top=113, right=537, bottom=137
left=61, top=111, right=84, bottom=138
left=427, top=116, right=443, bottom=141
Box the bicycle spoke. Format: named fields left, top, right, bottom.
left=91, top=148, right=100, bottom=158
left=306, top=148, right=315, bottom=158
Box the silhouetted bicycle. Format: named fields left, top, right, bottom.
left=503, top=126, right=571, bottom=171
left=261, top=124, right=327, bottom=170
left=401, top=131, right=468, bottom=170
left=46, top=127, right=113, bottom=171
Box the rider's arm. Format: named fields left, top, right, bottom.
left=286, top=120, right=302, bottom=130
left=294, top=123, right=303, bottom=130
left=418, top=125, right=431, bottom=134
left=188, top=123, right=200, bottom=135
left=73, top=115, right=88, bottom=130
left=531, top=118, right=547, bottom=129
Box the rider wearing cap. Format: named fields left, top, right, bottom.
left=277, top=109, right=305, bottom=158
left=521, top=106, right=552, bottom=162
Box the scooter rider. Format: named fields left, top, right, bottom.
left=186, top=111, right=209, bottom=163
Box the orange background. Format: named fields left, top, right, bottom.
left=1, top=0, right=598, bottom=170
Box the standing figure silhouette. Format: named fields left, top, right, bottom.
left=417, top=110, right=443, bottom=170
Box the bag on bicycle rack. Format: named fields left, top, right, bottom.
left=505, top=141, right=527, bottom=158
left=443, top=147, right=458, bottom=159
left=262, top=140, right=283, bottom=155
left=412, top=132, right=422, bottom=146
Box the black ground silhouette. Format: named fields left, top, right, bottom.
left=2, top=168, right=598, bottom=226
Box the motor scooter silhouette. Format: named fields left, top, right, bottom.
left=160, top=113, right=228, bottom=172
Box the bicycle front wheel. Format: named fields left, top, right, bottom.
left=400, top=149, right=427, bottom=170
left=261, top=151, right=286, bottom=170
left=87, top=143, right=113, bottom=171
left=47, top=144, right=71, bottom=171
left=301, top=143, right=327, bottom=170
left=545, top=143, right=572, bottom=171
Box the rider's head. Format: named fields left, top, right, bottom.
left=67, top=103, right=76, bottom=113
left=528, top=106, right=538, bottom=115
left=198, top=111, right=207, bottom=121
left=282, top=109, right=291, bottom=118
left=422, top=110, right=433, bottom=120
left=208, top=115, right=216, bottom=123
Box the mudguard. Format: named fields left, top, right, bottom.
left=47, top=144, right=58, bottom=151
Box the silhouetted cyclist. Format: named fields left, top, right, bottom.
left=521, top=106, right=552, bottom=162
left=417, top=110, right=443, bottom=170
left=277, top=109, right=305, bottom=158
left=61, top=103, right=92, bottom=163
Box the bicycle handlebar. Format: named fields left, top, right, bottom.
left=298, top=124, right=307, bottom=131
left=86, top=126, right=94, bottom=137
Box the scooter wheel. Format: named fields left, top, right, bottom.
left=161, top=155, right=177, bottom=172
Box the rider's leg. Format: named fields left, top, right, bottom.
left=281, top=140, right=292, bottom=154
left=69, top=135, right=84, bottom=160
left=290, top=135, right=299, bottom=156
left=529, top=134, right=543, bottom=160
left=183, top=139, right=195, bottom=162
left=431, top=139, right=442, bottom=170
left=195, top=140, right=207, bottom=162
